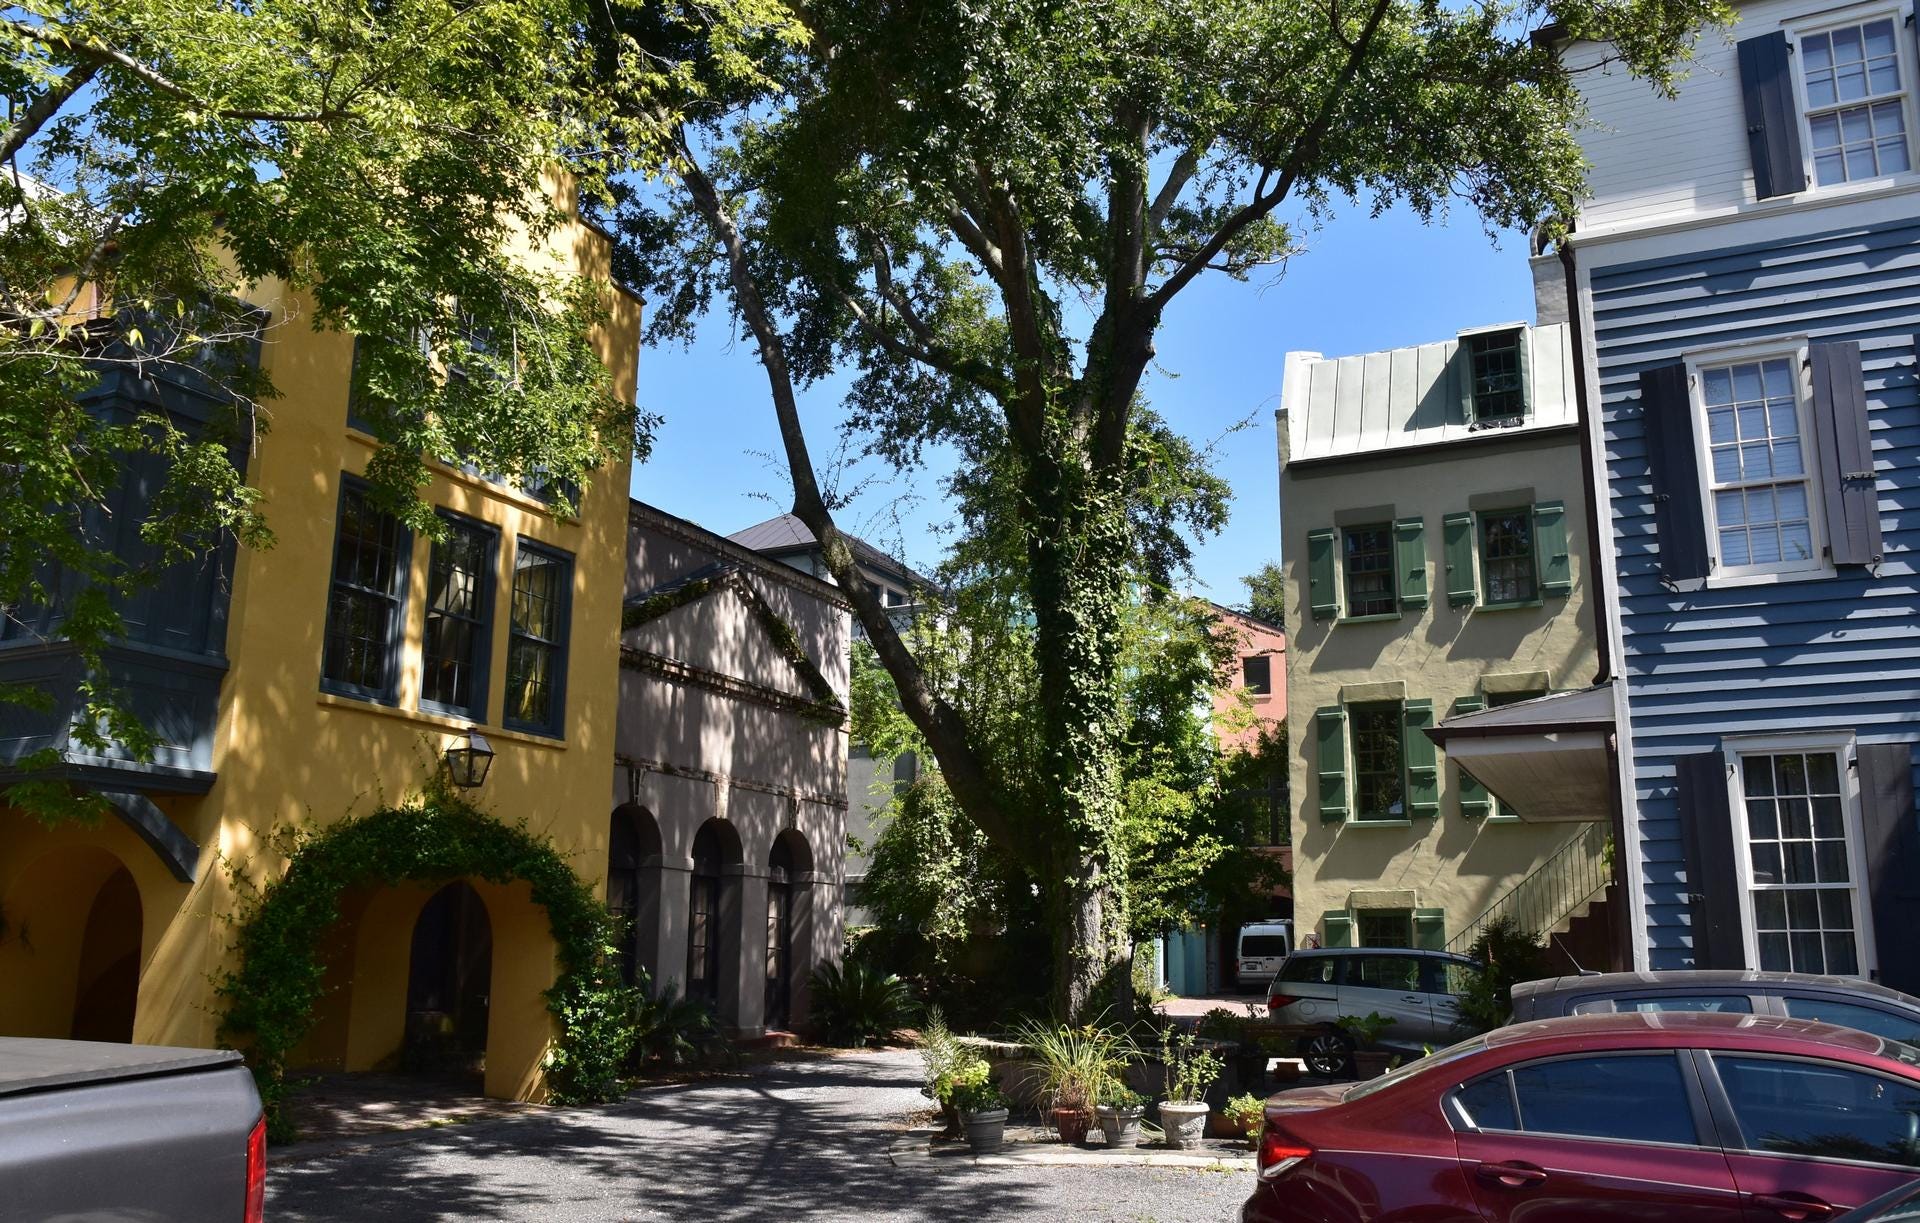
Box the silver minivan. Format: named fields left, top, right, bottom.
left=1264, top=947, right=1484, bottom=1076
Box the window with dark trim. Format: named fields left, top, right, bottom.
left=320, top=480, right=410, bottom=702
left=1468, top=330, right=1525, bottom=421
left=1242, top=654, right=1272, bottom=695
left=1716, top=1055, right=1920, bottom=1167
left=1343, top=525, right=1396, bottom=617
left=1478, top=510, right=1537, bottom=605
left=504, top=539, right=571, bottom=735
left=420, top=512, right=496, bottom=719
left=1456, top=1055, right=1697, bottom=1145
left=1351, top=702, right=1405, bottom=820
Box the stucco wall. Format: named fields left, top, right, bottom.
left=0, top=196, right=641, bottom=1102
left=1281, top=428, right=1600, bottom=947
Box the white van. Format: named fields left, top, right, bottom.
left=1235, top=920, right=1293, bottom=991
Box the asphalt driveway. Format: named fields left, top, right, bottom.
left=269, top=1049, right=1250, bottom=1222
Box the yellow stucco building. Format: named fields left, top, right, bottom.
left=1278, top=292, right=1618, bottom=968
left=0, top=195, right=640, bottom=1102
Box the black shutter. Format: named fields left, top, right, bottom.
left=1677, top=751, right=1746, bottom=970
left=1738, top=33, right=1808, bottom=200
left=1809, top=340, right=1883, bottom=566
left=1858, top=743, right=1920, bottom=993
left=1641, top=363, right=1711, bottom=585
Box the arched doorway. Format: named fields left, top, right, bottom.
left=607, top=806, right=663, bottom=987
left=687, top=820, right=741, bottom=1012
left=764, top=831, right=812, bottom=1031
left=71, top=867, right=142, bottom=1043
left=403, top=881, right=492, bottom=1075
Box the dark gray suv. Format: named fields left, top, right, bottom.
left=1510, top=970, right=1920, bottom=1043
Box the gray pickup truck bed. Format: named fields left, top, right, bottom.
left=0, top=1037, right=262, bottom=1222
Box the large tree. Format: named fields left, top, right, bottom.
left=618, top=0, right=1723, bottom=1011
left=0, top=0, right=789, bottom=818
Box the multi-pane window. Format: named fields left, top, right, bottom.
left=1351, top=702, right=1404, bottom=820
left=1801, top=19, right=1911, bottom=186
left=1343, top=525, right=1396, bottom=617
left=321, top=482, right=409, bottom=700
left=1356, top=914, right=1414, bottom=950
left=1467, top=330, right=1525, bottom=421
left=1700, top=358, right=1817, bottom=572
left=505, top=541, right=570, bottom=735
left=1740, top=750, right=1863, bottom=976
left=1479, top=511, right=1537, bottom=604
left=420, top=514, right=494, bottom=717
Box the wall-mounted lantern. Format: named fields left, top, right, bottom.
left=444, top=728, right=496, bottom=790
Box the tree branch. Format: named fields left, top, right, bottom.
left=831, top=281, right=1013, bottom=401
left=1147, top=145, right=1202, bottom=235
left=1144, top=0, right=1394, bottom=314
left=1, top=63, right=99, bottom=165
left=671, top=131, right=1018, bottom=853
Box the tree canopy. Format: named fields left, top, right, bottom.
left=0, top=0, right=790, bottom=817
left=628, top=0, right=1726, bottom=1009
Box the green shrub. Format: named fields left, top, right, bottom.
left=1456, top=915, right=1557, bottom=1033
left=1017, top=1018, right=1138, bottom=1112
left=1158, top=1027, right=1224, bottom=1104
left=809, top=960, right=913, bottom=1046
left=1223, top=1093, right=1264, bottom=1144
left=917, top=1006, right=966, bottom=1100
left=626, top=977, right=732, bottom=1072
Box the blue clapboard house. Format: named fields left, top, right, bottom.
left=1547, top=0, right=1920, bottom=990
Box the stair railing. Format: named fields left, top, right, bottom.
left=1445, top=820, right=1611, bottom=958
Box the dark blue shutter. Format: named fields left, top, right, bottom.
left=1809, top=340, right=1882, bottom=566
left=1859, top=743, right=1919, bottom=993
left=1640, top=363, right=1711, bottom=585
left=1738, top=33, right=1808, bottom=199
left=1677, top=751, right=1746, bottom=971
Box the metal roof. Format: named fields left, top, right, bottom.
left=1282, top=322, right=1578, bottom=465
left=727, top=512, right=931, bottom=589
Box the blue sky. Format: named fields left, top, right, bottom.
left=629, top=202, right=1537, bottom=607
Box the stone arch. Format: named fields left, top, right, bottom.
left=686, top=818, right=743, bottom=1022
left=763, top=830, right=813, bottom=1031
left=607, top=804, right=664, bottom=986
left=219, top=798, right=630, bottom=1137
left=0, top=844, right=145, bottom=1040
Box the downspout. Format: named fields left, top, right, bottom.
left=1558, top=231, right=1631, bottom=971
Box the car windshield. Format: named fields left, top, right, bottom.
left=1343, top=1034, right=1491, bottom=1102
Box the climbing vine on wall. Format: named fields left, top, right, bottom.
left=215, top=790, right=636, bottom=1139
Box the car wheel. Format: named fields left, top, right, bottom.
left=1300, top=1030, right=1354, bottom=1078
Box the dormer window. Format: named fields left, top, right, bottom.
left=1464, top=328, right=1527, bottom=423
left=1800, top=18, right=1910, bottom=187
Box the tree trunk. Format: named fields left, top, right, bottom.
left=1028, top=455, right=1134, bottom=1018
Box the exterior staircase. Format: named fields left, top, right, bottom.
left=1447, top=821, right=1620, bottom=972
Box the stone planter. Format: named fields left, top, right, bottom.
left=1158, top=1100, right=1209, bottom=1150
left=1353, top=1051, right=1395, bottom=1080
left=1095, top=1104, right=1145, bottom=1149
left=1270, top=1060, right=1305, bottom=1085
left=963, top=1107, right=1009, bottom=1154
left=1050, top=1106, right=1092, bottom=1145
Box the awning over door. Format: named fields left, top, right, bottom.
left=1425, top=683, right=1615, bottom=823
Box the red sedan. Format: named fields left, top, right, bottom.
left=1242, top=1011, right=1920, bottom=1223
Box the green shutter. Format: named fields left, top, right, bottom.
left=1394, top=517, right=1428, bottom=610
left=1404, top=699, right=1438, bottom=817
left=1322, top=910, right=1353, bottom=948
left=1307, top=527, right=1338, bottom=621
left=1534, top=500, right=1571, bottom=596
left=1413, top=908, right=1446, bottom=950
left=1515, top=328, right=1534, bottom=419
left=1452, top=696, right=1491, bottom=818
left=1316, top=706, right=1348, bottom=822
left=1444, top=512, right=1477, bottom=608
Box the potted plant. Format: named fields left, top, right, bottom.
left=1223, top=1093, right=1265, bottom=1150
left=1338, top=1012, right=1395, bottom=1079
left=1156, top=1027, right=1223, bottom=1150
left=1017, top=1020, right=1133, bottom=1145
left=1095, top=1083, right=1148, bottom=1149
left=950, top=1063, right=1010, bottom=1155
left=917, top=1007, right=967, bottom=1136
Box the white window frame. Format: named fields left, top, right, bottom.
left=1788, top=4, right=1919, bottom=191
left=1723, top=730, right=1879, bottom=980
left=1684, top=340, right=1835, bottom=586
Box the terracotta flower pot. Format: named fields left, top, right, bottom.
left=1050, top=1106, right=1092, bottom=1144
left=1353, top=1051, right=1395, bottom=1080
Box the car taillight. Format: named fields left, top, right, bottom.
left=1257, top=1126, right=1313, bottom=1179
left=1267, top=993, right=1298, bottom=1011
left=244, top=1114, right=266, bottom=1223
